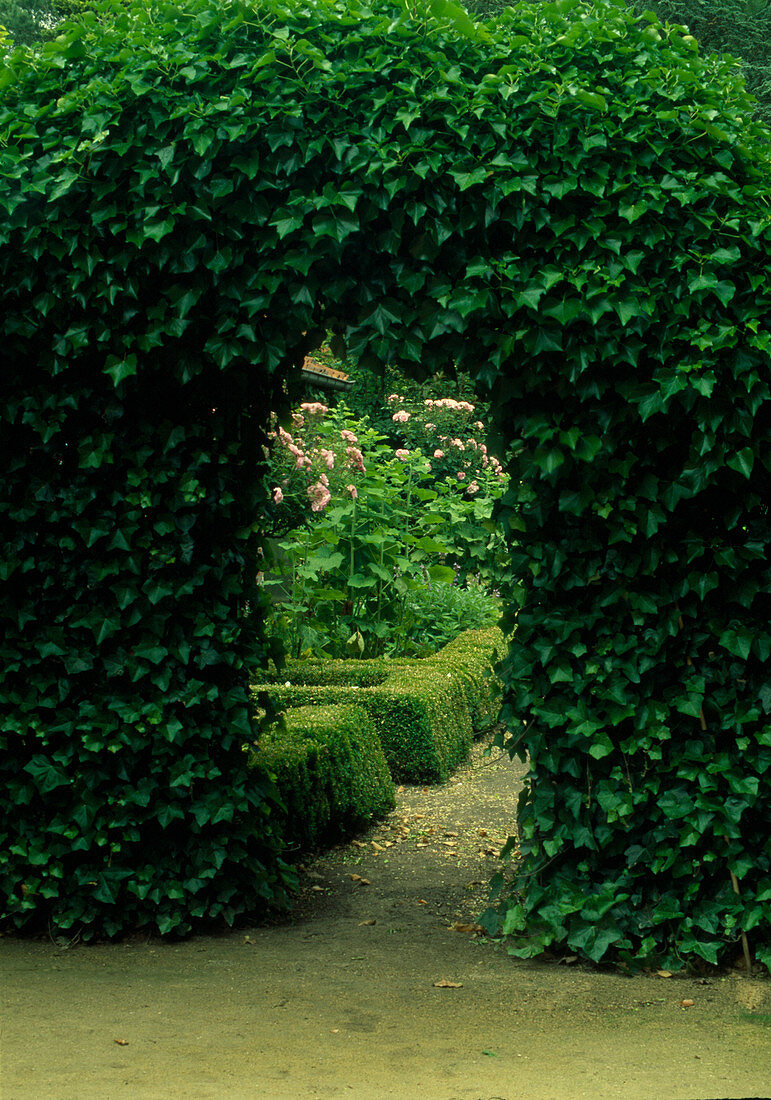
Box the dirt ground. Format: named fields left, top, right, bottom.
left=2, top=740, right=769, bottom=1100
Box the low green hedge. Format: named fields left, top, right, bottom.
left=254, top=627, right=506, bottom=783
left=423, top=628, right=507, bottom=736
left=252, top=703, right=395, bottom=853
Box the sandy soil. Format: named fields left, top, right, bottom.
left=2, top=742, right=769, bottom=1100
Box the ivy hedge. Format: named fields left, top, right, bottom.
left=1, top=0, right=769, bottom=964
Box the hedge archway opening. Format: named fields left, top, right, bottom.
left=1, top=0, right=769, bottom=966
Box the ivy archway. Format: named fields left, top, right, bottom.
left=0, top=0, right=768, bottom=966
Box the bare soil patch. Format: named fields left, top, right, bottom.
left=2, top=740, right=769, bottom=1099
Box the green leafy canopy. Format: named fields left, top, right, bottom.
left=0, top=0, right=768, bottom=965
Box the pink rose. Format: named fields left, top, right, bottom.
left=392, top=410, right=410, bottom=423
left=340, top=429, right=358, bottom=444
left=346, top=446, right=366, bottom=473
left=395, top=449, right=410, bottom=462
left=272, top=487, right=284, bottom=504
left=467, top=481, right=479, bottom=494
left=299, top=402, right=328, bottom=416
left=307, top=481, right=332, bottom=512
left=347, top=484, right=358, bottom=499
left=434, top=449, right=445, bottom=459
left=424, top=423, right=436, bottom=431
left=319, top=448, right=335, bottom=470
left=457, top=471, right=466, bottom=481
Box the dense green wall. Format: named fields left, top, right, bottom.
left=1, top=0, right=769, bottom=964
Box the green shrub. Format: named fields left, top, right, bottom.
left=401, top=582, right=502, bottom=657
left=1, top=0, right=768, bottom=968
left=424, top=627, right=507, bottom=735
left=255, top=627, right=506, bottom=782
left=262, top=399, right=507, bottom=659
left=252, top=704, right=395, bottom=853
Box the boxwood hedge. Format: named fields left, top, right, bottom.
left=0, top=0, right=768, bottom=965
left=251, top=704, right=395, bottom=853
left=256, top=628, right=505, bottom=782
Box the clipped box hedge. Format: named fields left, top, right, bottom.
left=254, top=627, right=505, bottom=784
left=252, top=703, right=395, bottom=854
left=424, top=628, right=507, bottom=736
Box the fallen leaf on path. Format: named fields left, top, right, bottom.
left=680, top=999, right=695, bottom=1007
left=358, top=919, right=376, bottom=926
left=452, top=922, right=481, bottom=933
left=371, top=841, right=384, bottom=852
left=114, top=1038, right=129, bottom=1046
left=558, top=955, right=578, bottom=966
left=433, top=979, right=463, bottom=988
left=397, top=786, right=405, bottom=793
left=311, top=885, right=324, bottom=892
left=348, top=874, right=370, bottom=885
left=477, top=829, right=488, bottom=837
left=417, top=898, right=428, bottom=905
left=243, top=935, right=254, bottom=944
left=443, top=831, right=459, bottom=838
left=656, top=970, right=673, bottom=978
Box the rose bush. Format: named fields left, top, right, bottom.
left=262, top=400, right=507, bottom=658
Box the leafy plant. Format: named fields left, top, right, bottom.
left=263, top=402, right=506, bottom=658
left=401, top=580, right=502, bottom=657
left=0, top=0, right=769, bottom=966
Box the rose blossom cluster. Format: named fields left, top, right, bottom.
left=386, top=391, right=506, bottom=491
left=267, top=404, right=368, bottom=515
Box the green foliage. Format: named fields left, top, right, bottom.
left=0, top=0, right=768, bottom=966
left=629, top=0, right=771, bottom=128
left=0, top=0, right=55, bottom=45
left=468, top=0, right=771, bottom=128
left=251, top=704, right=395, bottom=852
left=263, top=401, right=506, bottom=658
left=256, top=628, right=505, bottom=782
left=402, top=580, right=502, bottom=657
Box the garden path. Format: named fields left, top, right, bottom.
left=1, top=740, right=769, bottom=1099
